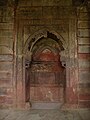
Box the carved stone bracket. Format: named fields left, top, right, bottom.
left=60, top=48, right=69, bottom=68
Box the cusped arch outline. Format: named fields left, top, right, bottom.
left=33, top=45, right=59, bottom=58
left=23, top=28, right=66, bottom=54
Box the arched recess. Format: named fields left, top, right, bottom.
left=23, top=28, right=68, bottom=65
left=23, top=29, right=68, bottom=108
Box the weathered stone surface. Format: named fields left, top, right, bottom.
left=0, top=109, right=90, bottom=120
left=78, top=29, right=90, bottom=37
left=23, top=19, right=68, bottom=26
left=0, top=88, right=7, bottom=96
left=0, top=9, right=2, bottom=16
left=0, top=88, right=13, bottom=101
left=23, top=24, right=69, bottom=44
left=0, top=30, right=13, bottom=37
left=78, top=12, right=89, bottom=20
left=78, top=38, right=90, bottom=44
left=78, top=53, right=90, bottom=60
left=0, top=55, right=13, bottom=61
left=79, top=83, right=90, bottom=88
left=78, top=109, right=90, bottom=120
left=78, top=101, right=90, bottom=108
left=0, top=37, right=13, bottom=49
left=0, top=0, right=8, bottom=6
left=0, top=23, right=13, bottom=29
left=1, top=6, right=14, bottom=22
left=79, top=60, right=90, bottom=68
left=78, top=4, right=90, bottom=107
left=79, top=71, right=90, bottom=83
left=0, top=62, right=13, bottom=71
left=18, top=0, right=72, bottom=6
left=18, top=6, right=74, bottom=19
left=42, top=7, right=71, bottom=18
left=0, top=46, right=13, bottom=54
left=78, top=87, right=90, bottom=94
left=78, top=46, right=90, bottom=53
left=0, top=0, right=90, bottom=109
left=0, top=96, right=13, bottom=104
left=18, top=7, right=42, bottom=19
left=77, top=6, right=90, bottom=12
left=0, top=17, right=2, bottom=21
left=0, top=71, right=12, bottom=80
left=78, top=21, right=90, bottom=28
left=0, top=80, right=12, bottom=87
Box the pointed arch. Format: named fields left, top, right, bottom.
left=33, top=45, right=59, bottom=56
left=23, top=28, right=65, bottom=54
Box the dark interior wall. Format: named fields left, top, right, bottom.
left=0, top=0, right=90, bottom=109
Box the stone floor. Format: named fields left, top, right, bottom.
left=0, top=109, right=90, bottom=120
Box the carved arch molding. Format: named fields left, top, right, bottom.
left=23, top=29, right=69, bottom=67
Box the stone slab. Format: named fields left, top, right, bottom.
left=78, top=109, right=90, bottom=120
left=79, top=94, right=90, bottom=100
left=0, top=55, right=13, bottom=61
left=0, top=71, right=12, bottom=79
left=78, top=29, right=90, bottom=37
left=0, top=30, right=13, bottom=37
left=0, top=46, right=13, bottom=54
left=0, top=62, right=13, bottom=71
left=79, top=71, right=90, bottom=83
left=78, top=7, right=90, bottom=12
left=78, top=12, right=89, bottom=20
left=31, top=103, right=62, bottom=109
left=0, top=23, right=13, bottom=29
left=78, top=38, right=90, bottom=44
left=18, top=0, right=72, bottom=6
left=78, top=101, right=90, bottom=108
left=0, top=110, right=10, bottom=119
left=78, top=87, right=90, bottom=94
left=78, top=21, right=90, bottom=28
left=0, top=37, right=13, bottom=45
left=0, top=80, right=12, bottom=87
left=78, top=53, right=90, bottom=60
left=79, top=83, right=90, bottom=88
left=0, top=109, right=87, bottom=120
left=18, top=7, right=42, bottom=19
left=79, top=60, right=90, bottom=68
left=78, top=46, right=90, bottom=53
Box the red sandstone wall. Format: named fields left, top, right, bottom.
left=0, top=2, right=14, bottom=108
left=77, top=6, right=90, bottom=108
left=0, top=0, right=90, bottom=109
left=29, top=49, right=65, bottom=104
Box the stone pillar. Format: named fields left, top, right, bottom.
left=16, top=21, right=26, bottom=109
left=66, top=18, right=78, bottom=107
